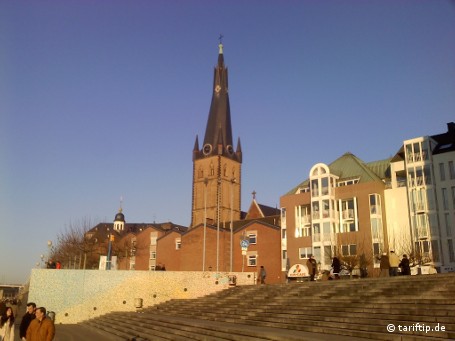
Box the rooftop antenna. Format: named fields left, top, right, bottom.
left=119, top=195, right=123, bottom=212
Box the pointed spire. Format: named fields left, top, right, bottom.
left=193, top=135, right=199, bottom=151
left=200, top=41, right=236, bottom=160
left=193, top=135, right=200, bottom=161
left=236, top=137, right=242, bottom=162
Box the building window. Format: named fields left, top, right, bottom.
left=371, top=218, right=382, bottom=240
left=322, top=200, right=330, bottom=218
left=175, top=239, right=181, bottom=250
left=311, top=179, right=319, bottom=197
left=452, top=187, right=455, bottom=209
left=431, top=240, right=440, bottom=263
left=324, top=245, right=334, bottom=264
left=248, top=254, right=257, bottom=266
left=449, top=161, right=455, bottom=180
left=439, top=163, right=446, bottom=181
left=248, top=232, right=257, bottom=244
left=150, top=234, right=157, bottom=245
left=445, top=213, right=452, bottom=237
left=442, top=188, right=449, bottom=210
left=369, top=194, right=381, bottom=215
left=341, top=244, right=357, bottom=256
left=321, top=177, right=329, bottom=196
left=313, top=223, right=320, bottom=242
left=312, top=201, right=320, bottom=220
left=296, top=226, right=311, bottom=237
left=150, top=251, right=156, bottom=260
left=150, top=265, right=156, bottom=271
left=281, top=228, right=286, bottom=239
left=281, top=208, right=286, bottom=219
left=299, top=247, right=311, bottom=259
left=448, top=240, right=455, bottom=262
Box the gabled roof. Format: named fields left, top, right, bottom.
left=232, top=217, right=281, bottom=233
left=286, top=152, right=387, bottom=195
left=431, top=122, right=455, bottom=155
left=366, top=158, right=391, bottom=179
left=87, top=222, right=188, bottom=240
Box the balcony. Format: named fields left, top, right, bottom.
left=414, top=202, right=426, bottom=213
left=407, top=151, right=427, bottom=163
left=342, top=209, right=355, bottom=221
left=300, top=216, right=311, bottom=225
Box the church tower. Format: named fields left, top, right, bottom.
left=191, top=42, right=242, bottom=228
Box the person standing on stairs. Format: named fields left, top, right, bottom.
left=307, top=255, right=318, bottom=281
left=259, top=266, right=267, bottom=284
left=379, top=252, right=390, bottom=277
left=389, top=250, right=400, bottom=276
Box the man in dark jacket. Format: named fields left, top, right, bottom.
left=19, top=302, right=36, bottom=340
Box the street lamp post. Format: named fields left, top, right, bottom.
left=106, top=229, right=113, bottom=270
left=240, top=233, right=249, bottom=273
left=230, top=178, right=236, bottom=272
left=216, top=178, right=221, bottom=273
left=203, top=178, right=208, bottom=271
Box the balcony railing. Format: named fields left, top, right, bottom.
left=414, top=202, right=426, bottom=212
left=342, top=209, right=355, bottom=221
left=300, top=216, right=311, bottom=225
left=407, top=151, right=427, bottom=163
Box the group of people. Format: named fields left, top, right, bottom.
left=379, top=250, right=411, bottom=277
left=46, top=259, right=61, bottom=269
left=0, top=301, right=55, bottom=341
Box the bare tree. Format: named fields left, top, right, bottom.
left=52, top=217, right=100, bottom=269
left=336, top=234, right=374, bottom=278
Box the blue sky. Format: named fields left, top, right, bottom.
left=1, top=0, right=454, bottom=284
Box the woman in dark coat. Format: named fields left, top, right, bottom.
left=332, top=257, right=341, bottom=279
left=399, top=254, right=411, bottom=275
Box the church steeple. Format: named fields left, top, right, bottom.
left=193, top=42, right=240, bottom=162
left=191, top=41, right=242, bottom=229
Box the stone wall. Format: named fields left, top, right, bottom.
left=28, top=269, right=256, bottom=324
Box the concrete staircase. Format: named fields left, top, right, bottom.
left=86, top=273, right=455, bottom=340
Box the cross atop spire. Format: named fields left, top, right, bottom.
left=218, top=34, right=224, bottom=54
left=119, top=195, right=123, bottom=213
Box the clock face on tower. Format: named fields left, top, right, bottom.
left=215, top=85, right=221, bottom=93
left=203, top=144, right=212, bottom=155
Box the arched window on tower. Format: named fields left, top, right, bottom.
left=210, top=163, right=215, bottom=176
left=198, top=167, right=204, bottom=178
left=223, top=164, right=227, bottom=177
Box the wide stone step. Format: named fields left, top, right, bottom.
left=110, top=312, right=310, bottom=341
left=141, top=310, right=450, bottom=341
left=152, top=304, right=455, bottom=336
left=158, top=303, right=455, bottom=325
left=109, top=314, right=241, bottom=341
left=153, top=299, right=455, bottom=318
left=87, top=317, right=172, bottom=340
